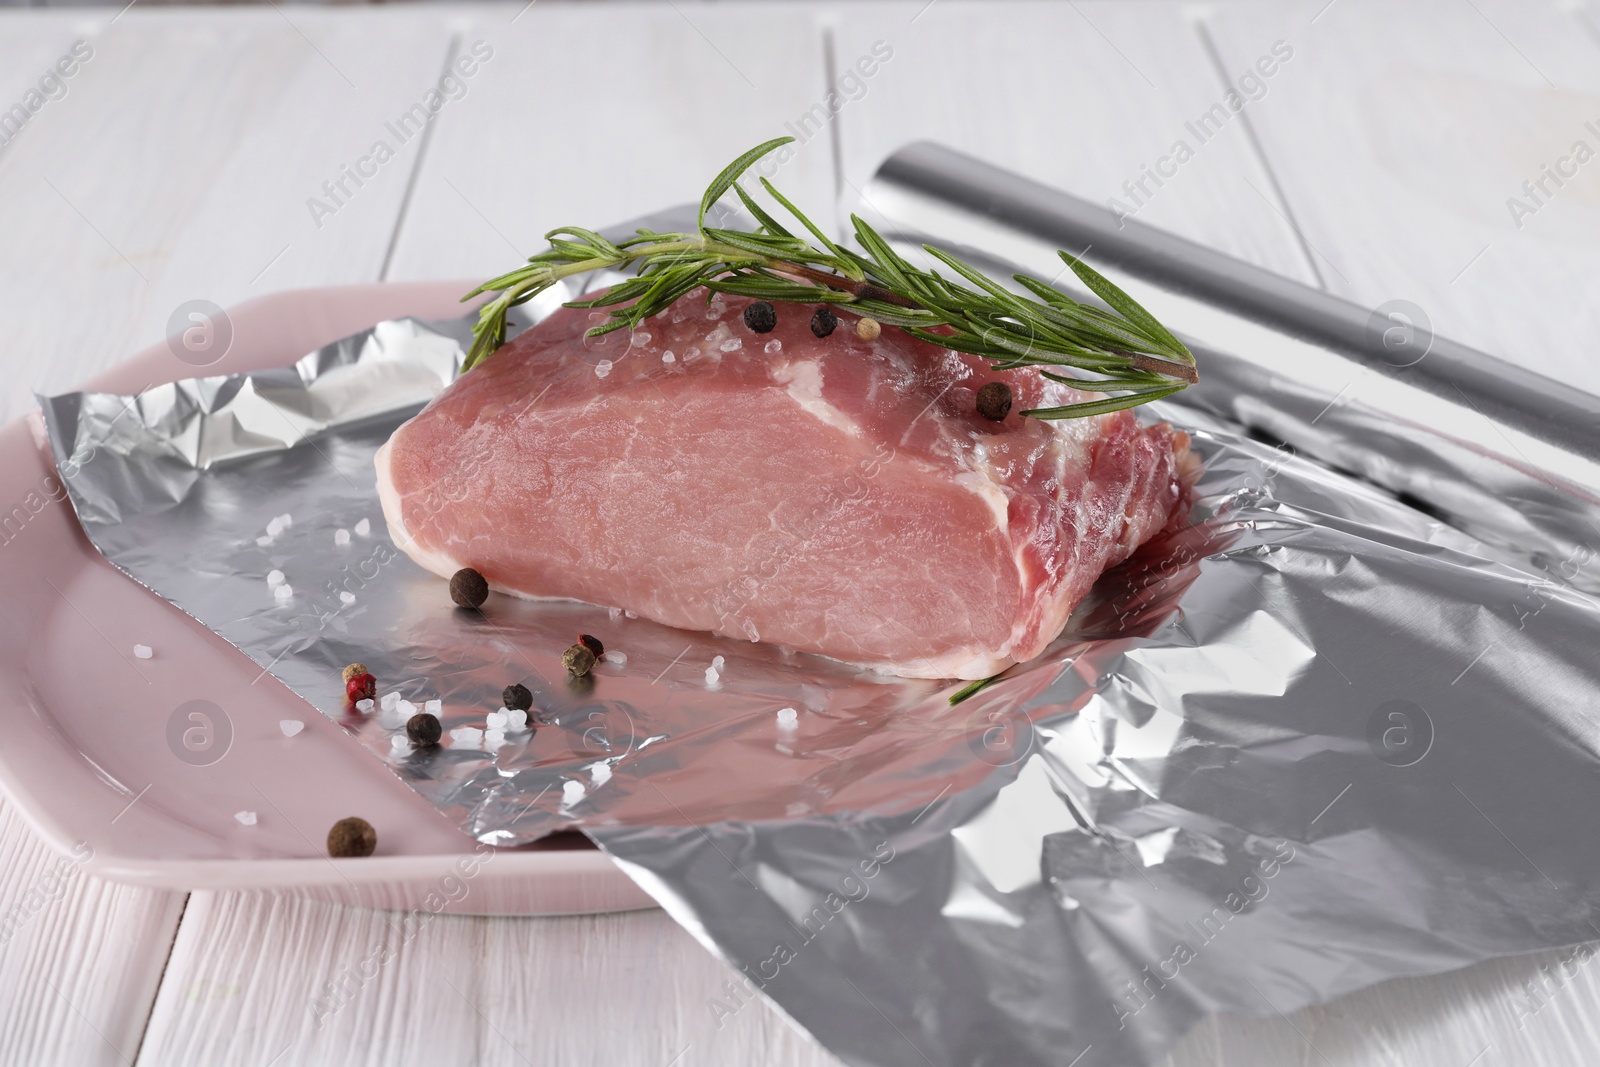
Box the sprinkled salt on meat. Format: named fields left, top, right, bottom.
left=375, top=291, right=1191, bottom=679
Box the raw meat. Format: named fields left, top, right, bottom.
left=375, top=291, right=1193, bottom=679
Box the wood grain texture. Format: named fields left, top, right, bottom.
left=137, top=890, right=842, bottom=1067
left=382, top=2, right=839, bottom=282
left=0, top=797, right=186, bottom=1067
left=1206, top=0, right=1600, bottom=392
left=831, top=0, right=1319, bottom=284
left=0, top=6, right=456, bottom=423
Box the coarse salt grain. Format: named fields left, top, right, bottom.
left=390, top=735, right=409, bottom=752
left=764, top=339, right=782, bottom=354
left=266, top=570, right=285, bottom=587
left=624, top=609, right=637, bottom=619
left=720, top=338, right=742, bottom=353
left=340, top=591, right=356, bottom=605
left=234, top=811, right=257, bottom=826
left=608, top=606, right=623, bottom=621
left=354, top=518, right=371, bottom=537
left=255, top=536, right=272, bottom=547
left=705, top=666, right=720, bottom=686
left=711, top=655, right=725, bottom=670
left=630, top=331, right=651, bottom=346
left=594, top=359, right=613, bottom=379
left=777, top=707, right=798, bottom=725
left=380, top=692, right=400, bottom=711
left=662, top=350, right=676, bottom=363
left=355, top=698, right=374, bottom=713
left=425, top=699, right=441, bottom=715
left=274, top=584, right=293, bottom=600
left=265, top=517, right=285, bottom=537
left=279, top=513, right=293, bottom=528
left=396, top=699, right=416, bottom=719
left=451, top=726, right=484, bottom=748
left=562, top=780, right=586, bottom=806
left=486, top=710, right=508, bottom=730
left=133, top=644, right=153, bottom=659
left=506, top=709, right=528, bottom=730
left=485, top=729, right=508, bottom=751
left=334, top=529, right=350, bottom=546
left=590, top=762, right=613, bottom=787
left=280, top=719, right=305, bottom=737
left=603, top=651, right=627, bottom=666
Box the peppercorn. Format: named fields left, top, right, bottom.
left=406, top=712, right=442, bottom=747
left=855, top=317, right=882, bottom=341
left=502, top=682, right=533, bottom=712
left=976, top=381, right=1013, bottom=422
left=810, top=306, right=837, bottom=338
left=743, top=300, right=777, bottom=333
left=578, top=633, right=604, bottom=658
left=327, top=816, right=376, bottom=858
left=341, top=662, right=368, bottom=684
left=345, top=672, right=376, bottom=703
left=562, top=643, right=597, bottom=677
left=450, top=567, right=489, bottom=609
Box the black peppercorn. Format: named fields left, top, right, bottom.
left=562, top=643, right=597, bottom=677
left=502, top=682, right=533, bottom=712
left=976, top=381, right=1013, bottom=421
left=810, top=307, right=837, bottom=338
left=327, top=816, right=377, bottom=857
left=406, top=712, right=442, bottom=747
left=742, top=300, right=778, bottom=333
left=578, top=633, right=604, bottom=658
left=450, top=567, right=489, bottom=609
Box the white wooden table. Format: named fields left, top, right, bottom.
left=3, top=2, right=1600, bottom=1063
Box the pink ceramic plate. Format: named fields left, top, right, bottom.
left=0, top=282, right=654, bottom=916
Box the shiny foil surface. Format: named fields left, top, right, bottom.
left=41, top=215, right=1600, bottom=1067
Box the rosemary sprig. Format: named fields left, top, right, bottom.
left=461, top=137, right=1197, bottom=419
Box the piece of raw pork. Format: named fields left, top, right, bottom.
left=375, top=292, right=1191, bottom=679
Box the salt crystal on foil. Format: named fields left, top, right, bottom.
left=594, top=359, right=613, bottom=379
left=339, top=591, right=356, bottom=605
left=451, top=727, right=484, bottom=749
left=255, top=536, right=272, bottom=547
left=590, top=762, right=612, bottom=787
left=562, top=780, right=586, bottom=806
left=777, top=707, right=798, bottom=725
left=234, top=811, right=257, bottom=826
left=397, top=700, right=416, bottom=717
left=705, top=666, right=720, bottom=686
left=274, top=584, right=292, bottom=600
left=425, top=699, right=441, bottom=715
left=603, top=651, right=627, bottom=665
left=133, top=644, right=153, bottom=659
left=279, top=719, right=305, bottom=737
left=266, top=570, right=284, bottom=587
left=662, top=350, right=676, bottom=363
left=380, top=691, right=400, bottom=711
left=355, top=698, right=374, bottom=713
left=265, top=516, right=284, bottom=537
left=390, top=734, right=409, bottom=752
left=764, top=339, right=782, bottom=354
left=334, top=528, right=350, bottom=546
left=506, top=709, right=528, bottom=730
left=712, top=655, right=725, bottom=671
left=354, top=518, right=371, bottom=537
left=486, top=711, right=508, bottom=730
left=485, top=729, right=507, bottom=751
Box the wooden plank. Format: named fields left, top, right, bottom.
left=382, top=2, right=838, bottom=282
left=1206, top=0, right=1600, bottom=392
left=831, top=0, right=1318, bottom=284
left=0, top=6, right=456, bottom=423
left=0, top=797, right=187, bottom=1067
left=137, top=890, right=843, bottom=1067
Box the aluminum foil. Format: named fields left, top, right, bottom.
left=40, top=205, right=1600, bottom=1067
